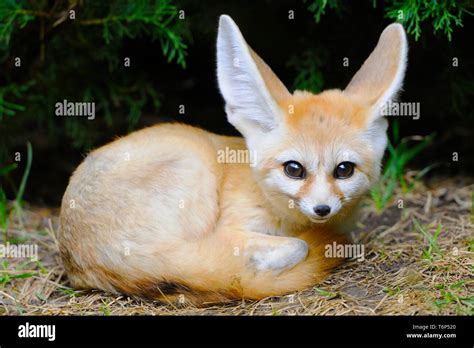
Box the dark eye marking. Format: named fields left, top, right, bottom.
left=283, top=161, right=306, bottom=179
left=334, top=161, right=355, bottom=179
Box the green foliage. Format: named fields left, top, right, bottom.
left=0, top=0, right=187, bottom=66
left=468, top=239, right=474, bottom=253
left=371, top=121, right=434, bottom=211
left=0, top=0, right=189, bottom=158
left=383, top=286, right=401, bottom=296
left=314, top=287, right=338, bottom=299
left=99, top=299, right=112, bottom=316
left=386, top=0, right=473, bottom=41
left=58, top=287, right=83, bottom=297
left=81, top=0, right=188, bottom=67
left=0, top=260, right=37, bottom=287
left=0, top=0, right=36, bottom=46
left=304, top=0, right=473, bottom=41
left=434, top=281, right=473, bottom=314
left=0, top=85, right=26, bottom=119
left=12, top=142, right=32, bottom=221
left=0, top=165, right=14, bottom=233
left=413, top=218, right=443, bottom=262
left=304, top=0, right=345, bottom=23
left=1, top=142, right=33, bottom=242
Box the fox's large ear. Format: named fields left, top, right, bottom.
left=344, top=23, right=408, bottom=122
left=217, top=15, right=291, bottom=139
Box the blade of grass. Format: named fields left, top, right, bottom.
left=12, top=142, right=33, bottom=225
left=413, top=218, right=443, bottom=255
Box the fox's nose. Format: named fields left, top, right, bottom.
left=314, top=205, right=331, bottom=217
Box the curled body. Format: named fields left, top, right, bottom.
left=58, top=15, right=408, bottom=304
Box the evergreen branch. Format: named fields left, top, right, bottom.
left=385, top=0, right=473, bottom=41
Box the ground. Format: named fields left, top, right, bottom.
left=0, top=177, right=472, bottom=315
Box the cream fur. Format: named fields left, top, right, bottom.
left=58, top=15, right=408, bottom=304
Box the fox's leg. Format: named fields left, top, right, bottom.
left=241, top=232, right=309, bottom=273
left=230, top=228, right=347, bottom=300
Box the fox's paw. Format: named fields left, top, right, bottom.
left=245, top=236, right=308, bottom=274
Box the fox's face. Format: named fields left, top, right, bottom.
left=255, top=90, right=388, bottom=223
left=217, top=15, right=407, bottom=225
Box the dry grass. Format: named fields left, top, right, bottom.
left=1, top=177, right=472, bottom=315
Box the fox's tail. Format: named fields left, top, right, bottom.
left=116, top=228, right=348, bottom=306
left=64, top=225, right=347, bottom=306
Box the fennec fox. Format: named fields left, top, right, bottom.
left=58, top=15, right=407, bottom=304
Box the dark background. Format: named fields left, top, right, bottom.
left=1, top=0, right=473, bottom=205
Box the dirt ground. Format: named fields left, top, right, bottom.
left=0, top=177, right=472, bottom=315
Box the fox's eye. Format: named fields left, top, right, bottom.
left=283, top=161, right=306, bottom=179
left=334, top=162, right=355, bottom=179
